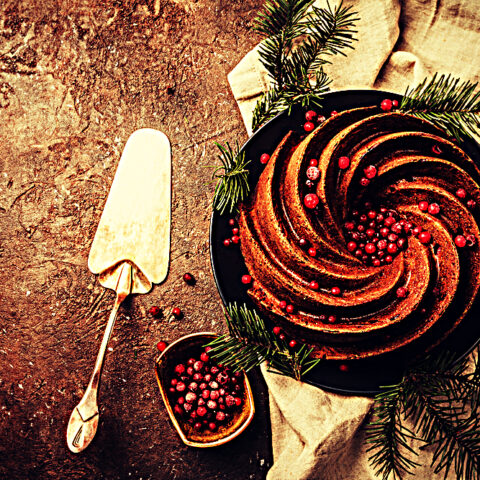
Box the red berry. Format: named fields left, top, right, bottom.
left=187, top=366, right=194, bottom=376
left=384, top=216, right=396, bottom=227
left=377, top=239, right=387, bottom=250
left=331, top=286, right=341, bottom=296
left=379, top=227, right=389, bottom=238
left=391, top=222, right=403, bottom=234
left=197, top=406, right=207, bottom=417
left=392, top=99, right=399, bottom=107
left=232, top=227, right=239, bottom=235
left=172, top=307, right=182, bottom=318
left=305, top=110, right=317, bottom=122
left=289, top=340, right=297, bottom=348
left=456, top=188, right=467, bottom=199
left=286, top=304, right=295, bottom=314
left=412, top=226, right=422, bottom=236
left=388, top=233, right=398, bottom=243
left=428, top=203, right=440, bottom=215
left=241, top=275, right=252, bottom=285
left=387, top=243, right=398, bottom=254
left=279, top=334, right=286, bottom=340
left=210, top=390, right=220, bottom=400
left=157, top=341, right=167, bottom=352
left=304, top=193, right=319, bottom=209
left=418, top=201, right=429, bottom=212
left=185, top=392, right=197, bottom=403
left=418, top=231, right=431, bottom=244
left=338, top=156, right=350, bottom=169
left=367, top=210, right=377, bottom=219
left=260, top=153, right=270, bottom=164
left=467, top=199, right=476, bottom=209
left=207, top=400, right=217, bottom=410
left=306, top=166, right=320, bottom=181
left=193, top=360, right=203, bottom=371
left=183, top=272, right=194, bottom=284
left=309, top=280, right=319, bottom=290
left=373, top=259, right=381, bottom=267
left=208, top=422, right=217, bottom=431
left=187, top=358, right=196, bottom=366
left=216, top=411, right=226, bottom=422
left=194, top=422, right=202, bottom=430
left=175, top=364, right=186, bottom=375
left=344, top=221, right=355, bottom=231
left=149, top=306, right=161, bottom=317
left=223, top=239, right=231, bottom=247
left=365, top=243, right=376, bottom=254
left=396, top=287, right=408, bottom=298
left=304, top=121, right=315, bottom=132
left=235, top=397, right=242, bottom=406
left=455, top=235, right=467, bottom=248
left=309, top=158, right=318, bottom=167
left=327, top=315, right=337, bottom=324
left=347, top=241, right=357, bottom=252
left=176, top=382, right=186, bottom=392
left=432, top=144, right=442, bottom=155
left=397, top=238, right=407, bottom=249
left=228, top=219, right=235, bottom=226
left=225, top=395, right=236, bottom=408
left=200, top=352, right=209, bottom=362
left=189, top=381, right=199, bottom=390
left=273, top=326, right=281, bottom=335
left=231, top=235, right=240, bottom=244
left=174, top=404, right=183, bottom=415
left=339, top=364, right=349, bottom=372
left=380, top=99, right=393, bottom=111
left=360, top=177, right=370, bottom=187
left=278, top=300, right=287, bottom=310
left=364, top=165, right=377, bottom=179
left=385, top=255, right=393, bottom=263
left=330, top=110, right=338, bottom=116
left=308, top=247, right=317, bottom=257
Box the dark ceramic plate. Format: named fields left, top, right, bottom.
left=209, top=89, right=480, bottom=395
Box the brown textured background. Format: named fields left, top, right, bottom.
left=0, top=1, right=272, bottom=479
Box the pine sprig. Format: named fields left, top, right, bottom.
left=210, top=142, right=251, bottom=215
left=251, top=0, right=359, bottom=131
left=367, top=348, right=480, bottom=480
left=400, top=74, right=480, bottom=141
left=206, top=303, right=321, bottom=380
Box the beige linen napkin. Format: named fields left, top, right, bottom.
left=228, top=1, right=480, bottom=478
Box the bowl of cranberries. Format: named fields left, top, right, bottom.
left=155, top=332, right=255, bottom=447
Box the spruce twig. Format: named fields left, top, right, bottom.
left=251, top=0, right=359, bottom=131
left=206, top=303, right=321, bottom=380
left=210, top=142, right=251, bottom=215
left=400, top=74, right=480, bottom=141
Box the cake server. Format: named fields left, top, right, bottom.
left=66, top=128, right=171, bottom=453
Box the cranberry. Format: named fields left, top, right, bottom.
left=309, top=280, right=319, bottom=290
left=385, top=255, right=393, bottom=263
left=199, top=382, right=207, bottom=390
left=344, top=221, right=355, bottom=231
left=279, top=334, right=286, bottom=340
left=331, top=110, right=338, bottom=116
left=197, top=406, right=207, bottom=417
left=397, top=238, right=407, bottom=249
left=384, top=216, right=396, bottom=227
left=418, top=201, right=429, bottom=212
left=412, top=226, right=422, bottom=236
left=366, top=229, right=375, bottom=238
left=171, top=379, right=178, bottom=386
left=225, top=395, right=236, bottom=408
left=194, top=422, right=202, bottom=430
left=209, top=381, right=219, bottom=390
left=273, top=326, right=281, bottom=336
left=149, top=306, right=162, bottom=318
left=387, top=243, right=398, bottom=254
left=210, top=390, right=220, bottom=401
left=231, top=235, right=240, bottom=244
left=204, top=374, right=212, bottom=382
left=235, top=397, right=242, bottom=406
left=172, top=307, right=182, bottom=319
left=157, top=341, right=167, bottom=352
left=208, top=422, right=217, bottom=431
left=404, top=222, right=413, bottom=234
left=396, top=287, right=408, bottom=298
left=304, top=121, right=315, bottom=132
left=299, top=238, right=308, bottom=248
left=169, top=387, right=175, bottom=393
left=357, top=225, right=365, bottom=233
left=373, top=259, right=381, bottom=267
left=189, top=381, right=199, bottom=391
left=193, top=361, right=203, bottom=371
left=279, top=299, right=287, bottom=310
left=175, top=364, right=186, bottom=376
left=339, top=364, right=349, bottom=372
left=241, top=274, right=252, bottom=284
left=228, top=219, right=235, bottom=226
left=187, top=358, right=196, bottom=366
left=364, top=165, right=377, bottom=179
left=174, top=404, right=183, bottom=415
left=286, top=304, right=295, bottom=314
left=216, top=411, right=226, bottom=422
left=176, top=382, right=186, bottom=392
left=305, top=110, right=317, bottom=121
left=365, top=243, right=376, bottom=254
left=455, top=235, right=467, bottom=248
left=338, top=156, right=350, bottom=169
left=355, top=249, right=363, bottom=258
left=187, top=366, right=194, bottom=376
left=328, top=315, right=337, bottom=324
left=200, top=352, right=209, bottom=362
left=380, top=227, right=389, bottom=238
left=207, top=400, right=217, bottom=410
left=377, top=239, right=387, bottom=250
left=307, top=166, right=320, bottom=181
left=432, top=144, right=442, bottom=155
left=360, top=177, right=370, bottom=187
left=201, top=389, right=210, bottom=399
left=260, top=153, right=270, bottom=164
left=388, top=233, right=398, bottom=242
left=210, top=366, right=220, bottom=375
left=223, top=239, right=231, bottom=247
left=289, top=340, right=297, bottom=348
left=456, top=188, right=467, bottom=199
left=392, top=99, right=399, bottom=107
left=185, top=392, right=197, bottom=403
left=304, top=193, right=319, bottom=209
left=380, top=99, right=393, bottom=111
left=428, top=203, right=440, bottom=215
left=183, top=272, right=195, bottom=284
left=347, top=241, right=357, bottom=252
left=391, top=223, right=403, bottom=235
left=467, top=199, right=476, bottom=209
left=418, top=231, right=431, bottom=244
left=331, top=286, right=341, bottom=296
left=308, top=247, right=317, bottom=257
left=217, top=372, right=229, bottom=385
left=177, top=396, right=185, bottom=405
left=309, top=158, right=318, bottom=167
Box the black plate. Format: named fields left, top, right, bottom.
left=209, top=89, right=480, bottom=395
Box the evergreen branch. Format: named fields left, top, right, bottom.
left=211, top=142, right=251, bottom=215
left=251, top=1, right=359, bottom=131
left=206, top=303, right=322, bottom=380
left=367, top=348, right=480, bottom=480
left=400, top=74, right=480, bottom=141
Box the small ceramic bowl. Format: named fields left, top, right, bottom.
left=155, top=332, right=255, bottom=447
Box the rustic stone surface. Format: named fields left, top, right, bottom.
left=0, top=1, right=272, bottom=478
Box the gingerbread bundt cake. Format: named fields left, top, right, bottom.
left=239, top=106, right=480, bottom=360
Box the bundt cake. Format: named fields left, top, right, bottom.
left=238, top=106, right=480, bottom=360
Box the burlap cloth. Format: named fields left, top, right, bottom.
left=227, top=1, right=480, bottom=478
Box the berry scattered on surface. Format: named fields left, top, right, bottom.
left=455, top=235, right=467, bottom=248
left=241, top=275, right=252, bottom=285
left=418, top=231, right=432, bottom=244
left=456, top=188, right=467, bottom=199
left=305, top=110, right=317, bottom=122
left=380, top=99, right=393, bottom=111
left=157, top=341, right=167, bottom=352
left=172, top=307, right=182, bottom=318
left=338, top=156, right=350, bottom=169
left=309, top=158, right=318, bottom=167
left=418, top=201, right=429, bottom=212
left=396, top=287, right=408, bottom=298
left=260, top=153, right=270, bottom=164
left=149, top=306, right=162, bottom=318
left=304, top=121, right=315, bottom=132
left=428, top=203, right=440, bottom=215
left=183, top=273, right=195, bottom=285
left=309, top=280, right=319, bottom=290
left=304, top=193, right=319, bottom=209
